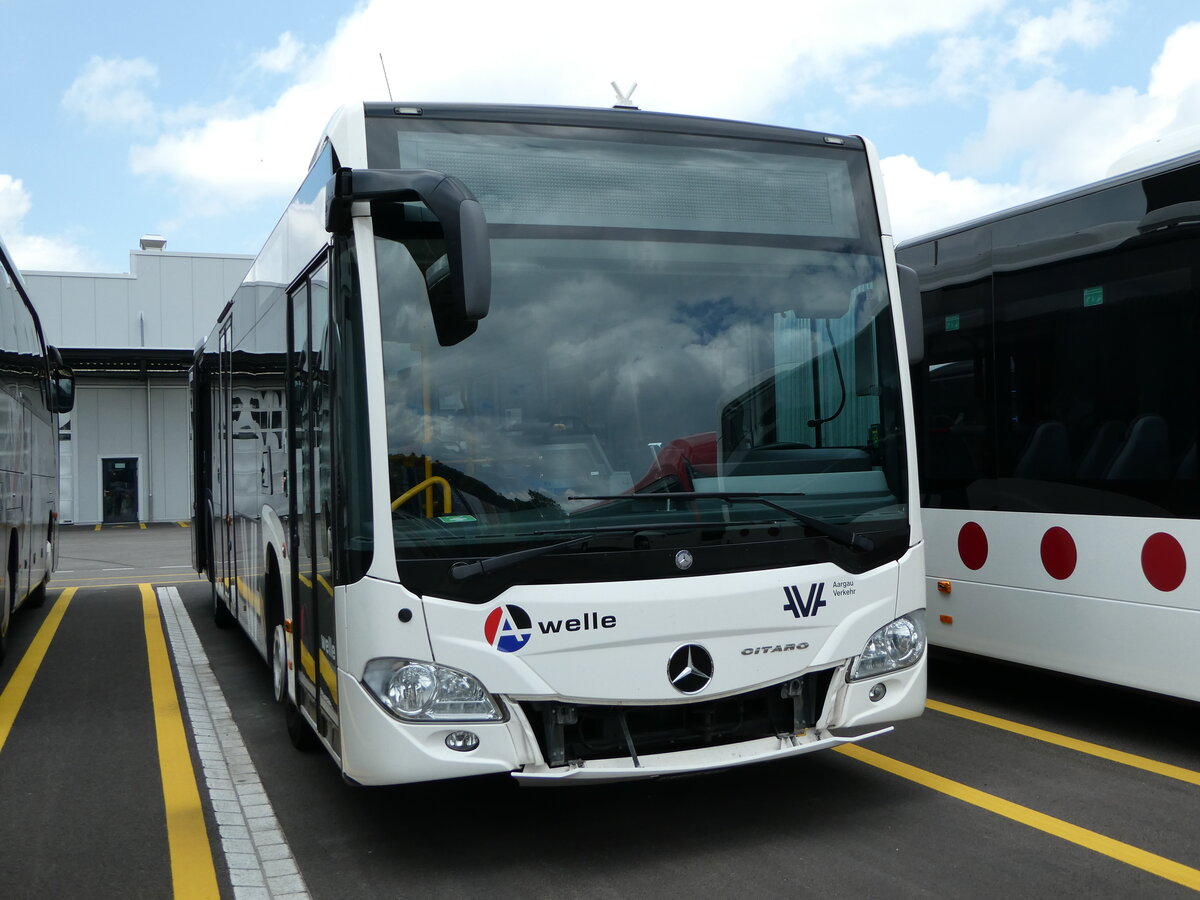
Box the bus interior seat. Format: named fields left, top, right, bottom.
left=1013, top=420, right=1071, bottom=481
left=1075, top=420, right=1125, bottom=480
left=925, top=416, right=977, bottom=481
left=1104, top=414, right=1170, bottom=480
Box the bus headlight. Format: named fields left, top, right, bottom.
left=848, top=612, right=926, bottom=682
left=362, top=659, right=505, bottom=722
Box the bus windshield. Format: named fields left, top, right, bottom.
left=369, top=121, right=908, bottom=569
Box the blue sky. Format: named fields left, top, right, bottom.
left=2, top=0, right=1200, bottom=273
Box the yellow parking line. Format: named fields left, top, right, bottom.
left=52, top=576, right=203, bottom=590
left=927, top=699, right=1200, bottom=787
left=141, top=583, right=219, bottom=900
left=0, top=588, right=75, bottom=753
left=836, top=743, right=1200, bottom=891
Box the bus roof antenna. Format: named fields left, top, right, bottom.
left=612, top=82, right=638, bottom=110
left=380, top=53, right=394, bottom=101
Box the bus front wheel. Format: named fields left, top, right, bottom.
left=0, top=560, right=14, bottom=665
left=272, top=622, right=317, bottom=752
left=26, top=577, right=47, bottom=610
left=0, top=597, right=8, bottom=665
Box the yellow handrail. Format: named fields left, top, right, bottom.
left=391, top=476, right=452, bottom=515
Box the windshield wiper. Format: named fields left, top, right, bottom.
left=450, top=534, right=596, bottom=581
left=570, top=491, right=874, bottom=551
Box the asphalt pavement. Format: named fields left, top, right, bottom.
left=1, top=525, right=1198, bottom=899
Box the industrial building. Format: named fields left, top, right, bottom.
left=22, top=238, right=252, bottom=524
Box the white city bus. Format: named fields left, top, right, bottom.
left=0, top=235, right=75, bottom=664
left=898, top=148, right=1200, bottom=701
left=192, top=102, right=927, bottom=785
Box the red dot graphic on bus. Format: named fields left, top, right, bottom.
left=1141, top=532, right=1186, bottom=592
left=1039, top=527, right=1077, bottom=580
left=957, top=522, right=988, bottom=570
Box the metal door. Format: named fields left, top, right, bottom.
left=288, top=260, right=338, bottom=744
left=218, top=321, right=235, bottom=604
left=288, top=278, right=318, bottom=731
left=101, top=457, right=138, bottom=523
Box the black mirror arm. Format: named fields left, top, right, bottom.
left=325, top=167, right=491, bottom=322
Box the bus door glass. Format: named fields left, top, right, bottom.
left=290, top=264, right=337, bottom=735
left=288, top=279, right=316, bottom=724
left=310, top=264, right=337, bottom=727
left=218, top=321, right=235, bottom=600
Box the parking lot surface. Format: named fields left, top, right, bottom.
left=0, top=525, right=1197, bottom=898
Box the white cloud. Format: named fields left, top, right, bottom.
left=1148, top=20, right=1200, bottom=99
left=0, top=174, right=31, bottom=231
left=956, top=78, right=1149, bottom=187
left=1129, top=20, right=1200, bottom=166
left=102, top=0, right=1200, bottom=250
left=886, top=16, right=1200, bottom=238
left=881, top=154, right=1037, bottom=242
left=930, top=34, right=997, bottom=100
left=0, top=175, right=100, bottom=271
left=127, top=0, right=1007, bottom=213
left=62, top=56, right=159, bottom=131
left=927, top=0, right=1122, bottom=106
left=953, top=14, right=1200, bottom=191
left=253, top=32, right=306, bottom=75
left=1009, top=0, right=1116, bottom=66
left=834, top=2, right=1122, bottom=113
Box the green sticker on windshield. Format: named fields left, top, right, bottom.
left=945, top=314, right=960, bottom=332
left=438, top=515, right=477, bottom=523
left=1084, top=286, right=1104, bottom=307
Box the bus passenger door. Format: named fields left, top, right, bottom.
left=310, top=264, right=338, bottom=746
left=289, top=264, right=337, bottom=745
left=218, top=321, right=236, bottom=608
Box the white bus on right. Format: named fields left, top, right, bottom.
left=896, top=148, right=1200, bottom=702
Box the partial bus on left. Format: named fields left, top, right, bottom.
left=0, top=234, right=75, bottom=664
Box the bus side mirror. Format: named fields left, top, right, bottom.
left=52, top=372, right=75, bottom=413
left=47, top=346, right=75, bottom=413
left=326, top=167, right=491, bottom=345
left=897, top=264, right=924, bottom=365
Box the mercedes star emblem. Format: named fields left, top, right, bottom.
left=674, top=550, right=694, bottom=571
left=667, top=643, right=714, bottom=694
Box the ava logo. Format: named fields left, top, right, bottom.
left=484, top=604, right=534, bottom=653
left=783, top=583, right=827, bottom=618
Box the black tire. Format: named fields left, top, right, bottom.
left=0, top=567, right=13, bottom=666
left=284, top=699, right=319, bottom=752
left=212, top=578, right=235, bottom=629
left=272, top=621, right=317, bottom=752
left=25, top=578, right=47, bottom=610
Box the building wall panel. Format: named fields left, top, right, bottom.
left=21, top=248, right=254, bottom=525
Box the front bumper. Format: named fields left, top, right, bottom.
left=512, top=727, right=892, bottom=784
left=339, top=648, right=925, bottom=786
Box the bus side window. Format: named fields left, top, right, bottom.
left=920, top=281, right=994, bottom=508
